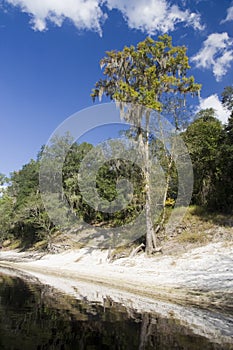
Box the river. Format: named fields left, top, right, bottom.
left=0, top=266, right=232, bottom=349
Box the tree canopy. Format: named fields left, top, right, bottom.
left=92, top=34, right=201, bottom=254
left=0, top=38, right=232, bottom=253
left=92, top=35, right=201, bottom=112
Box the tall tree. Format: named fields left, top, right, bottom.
left=5, top=159, right=53, bottom=245
left=183, top=108, right=223, bottom=207
left=222, top=86, right=233, bottom=115
left=218, top=86, right=233, bottom=211
left=8, top=159, right=39, bottom=209
left=0, top=194, right=14, bottom=243
left=92, top=35, right=201, bottom=254
left=222, top=85, right=233, bottom=141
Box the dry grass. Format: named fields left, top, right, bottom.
left=177, top=231, right=206, bottom=244
left=7, top=239, right=21, bottom=250
left=160, top=205, right=233, bottom=255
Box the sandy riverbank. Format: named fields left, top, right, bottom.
left=0, top=241, right=233, bottom=310
left=1, top=243, right=233, bottom=347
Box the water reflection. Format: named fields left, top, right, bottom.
left=0, top=269, right=232, bottom=350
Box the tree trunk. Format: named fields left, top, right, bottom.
left=157, top=113, right=176, bottom=234
left=139, top=314, right=151, bottom=350
left=160, top=156, right=173, bottom=226
left=144, top=110, right=157, bottom=254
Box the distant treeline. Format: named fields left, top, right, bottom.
left=0, top=87, right=233, bottom=248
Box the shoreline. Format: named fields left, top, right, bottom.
left=2, top=264, right=233, bottom=347
left=1, top=253, right=233, bottom=347
left=0, top=241, right=233, bottom=312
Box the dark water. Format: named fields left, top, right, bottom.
left=0, top=269, right=233, bottom=350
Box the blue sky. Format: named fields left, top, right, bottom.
left=0, top=0, right=233, bottom=176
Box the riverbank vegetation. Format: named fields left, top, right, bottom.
left=0, top=35, right=232, bottom=253
left=1, top=100, right=232, bottom=253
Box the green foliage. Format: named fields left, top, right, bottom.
left=91, top=34, right=201, bottom=254
left=221, top=85, right=233, bottom=115
left=1, top=36, right=232, bottom=251
left=0, top=195, right=14, bottom=242
left=63, top=141, right=146, bottom=227
left=0, top=173, right=7, bottom=187
left=63, top=142, right=93, bottom=217
left=213, top=118, right=233, bottom=211
left=183, top=97, right=233, bottom=213
left=0, top=157, right=54, bottom=247
left=183, top=108, right=223, bottom=207
left=91, top=35, right=201, bottom=111
left=8, top=159, right=39, bottom=209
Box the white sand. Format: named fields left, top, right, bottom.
left=0, top=241, right=233, bottom=306
left=1, top=243, right=233, bottom=345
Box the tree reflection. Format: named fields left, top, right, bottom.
left=0, top=272, right=231, bottom=350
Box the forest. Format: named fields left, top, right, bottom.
left=0, top=35, right=232, bottom=252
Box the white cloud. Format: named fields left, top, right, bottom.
left=212, top=50, right=233, bottom=81
left=221, top=5, right=233, bottom=23
left=198, top=94, right=230, bottom=124
left=191, top=32, right=233, bottom=81
left=106, top=0, right=204, bottom=34
left=4, top=0, right=204, bottom=34
left=5, top=0, right=106, bottom=34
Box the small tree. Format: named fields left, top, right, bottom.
left=92, top=35, right=201, bottom=254
left=0, top=173, right=6, bottom=187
